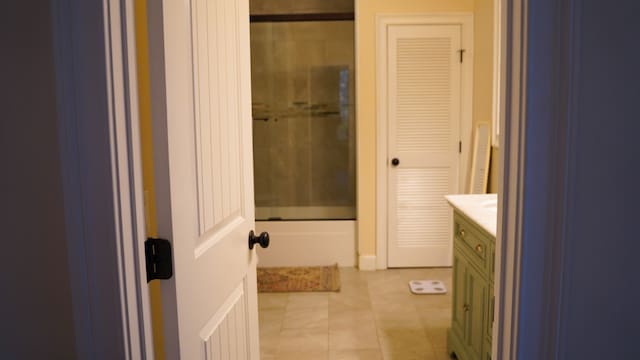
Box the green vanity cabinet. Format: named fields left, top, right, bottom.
left=448, top=211, right=495, bottom=360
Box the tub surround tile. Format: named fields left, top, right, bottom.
left=250, top=19, right=356, bottom=214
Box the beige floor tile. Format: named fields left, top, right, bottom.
left=370, top=292, right=417, bottom=308
left=378, top=328, right=434, bottom=358
left=373, top=308, right=423, bottom=330
left=418, top=308, right=452, bottom=330
left=339, top=267, right=369, bottom=283
left=286, top=292, right=329, bottom=310
left=282, top=306, right=329, bottom=330
left=278, top=327, right=329, bottom=352
left=425, top=328, right=449, bottom=350
left=329, top=349, right=384, bottom=360
left=259, top=309, right=285, bottom=336
left=276, top=350, right=329, bottom=360
left=413, top=295, right=452, bottom=311
left=375, top=316, right=424, bottom=333
left=329, top=308, right=376, bottom=331
left=378, top=327, right=429, bottom=346
left=257, top=268, right=453, bottom=360
left=260, top=333, right=280, bottom=358
left=329, top=291, right=371, bottom=311
left=259, top=293, right=289, bottom=310
left=368, top=280, right=410, bottom=296
left=432, top=346, right=452, bottom=360
left=381, top=347, right=435, bottom=360
left=329, top=326, right=380, bottom=351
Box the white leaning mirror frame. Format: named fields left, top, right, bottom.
left=469, top=122, right=491, bottom=194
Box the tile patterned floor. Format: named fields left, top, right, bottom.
left=258, top=267, right=453, bottom=360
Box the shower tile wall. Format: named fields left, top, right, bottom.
left=250, top=0, right=354, bottom=15
left=250, top=21, right=355, bottom=211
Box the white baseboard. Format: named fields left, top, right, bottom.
left=358, top=255, right=377, bottom=271
left=255, top=220, right=356, bottom=267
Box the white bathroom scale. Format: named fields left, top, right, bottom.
left=409, top=280, right=447, bottom=295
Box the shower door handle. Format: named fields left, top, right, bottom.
left=248, top=230, right=270, bottom=250
left=391, top=158, right=400, bottom=166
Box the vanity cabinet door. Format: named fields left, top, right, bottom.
left=451, top=248, right=468, bottom=341
left=485, top=284, right=494, bottom=345
left=450, top=244, right=488, bottom=360
left=449, top=212, right=495, bottom=360
left=466, top=262, right=487, bottom=360
left=484, top=345, right=493, bottom=360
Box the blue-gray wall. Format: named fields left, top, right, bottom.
left=520, top=0, right=640, bottom=358
left=0, top=3, right=77, bottom=359
left=561, top=0, right=640, bottom=358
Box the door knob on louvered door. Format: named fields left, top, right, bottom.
left=391, top=158, right=400, bottom=166
left=248, top=230, right=270, bottom=250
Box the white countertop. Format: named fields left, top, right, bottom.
left=445, top=194, right=498, bottom=237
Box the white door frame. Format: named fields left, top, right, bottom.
left=375, top=13, right=474, bottom=270
left=52, top=0, right=153, bottom=358
left=49, top=0, right=577, bottom=358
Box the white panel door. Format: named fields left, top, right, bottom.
left=387, top=24, right=461, bottom=267
left=151, top=0, right=260, bottom=358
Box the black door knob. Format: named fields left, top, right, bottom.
left=248, top=230, right=270, bottom=250
left=391, top=158, right=400, bottom=166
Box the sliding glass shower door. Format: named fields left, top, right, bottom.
left=250, top=19, right=355, bottom=221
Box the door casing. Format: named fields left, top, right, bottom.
left=375, top=13, right=474, bottom=270
left=49, top=0, right=581, bottom=359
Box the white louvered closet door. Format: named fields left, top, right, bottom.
left=387, top=24, right=461, bottom=267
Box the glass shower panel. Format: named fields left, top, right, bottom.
left=250, top=20, right=356, bottom=220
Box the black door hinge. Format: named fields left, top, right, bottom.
left=145, top=237, right=173, bottom=282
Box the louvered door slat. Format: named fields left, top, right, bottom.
left=387, top=24, right=461, bottom=267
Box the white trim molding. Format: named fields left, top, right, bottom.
left=492, top=0, right=527, bottom=356
left=375, top=13, right=474, bottom=270
left=494, top=0, right=581, bottom=358
left=255, top=221, right=357, bottom=267
left=492, top=0, right=506, bottom=147
left=52, top=0, right=153, bottom=358
left=358, top=255, right=377, bottom=271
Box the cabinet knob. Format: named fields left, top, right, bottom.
left=463, top=304, right=470, bottom=312
left=459, top=229, right=465, bottom=238
left=475, top=244, right=483, bottom=254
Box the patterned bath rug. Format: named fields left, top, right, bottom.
left=257, top=264, right=341, bottom=292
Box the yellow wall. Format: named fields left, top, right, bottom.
left=134, top=0, right=165, bottom=359
left=489, top=146, right=499, bottom=192
left=355, top=0, right=494, bottom=259
left=473, top=0, right=496, bottom=192
left=473, top=0, right=494, bottom=129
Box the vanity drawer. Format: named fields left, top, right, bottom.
left=454, top=215, right=491, bottom=271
